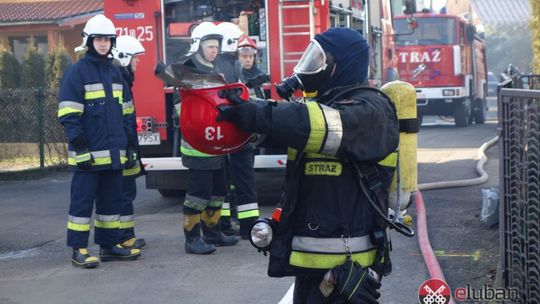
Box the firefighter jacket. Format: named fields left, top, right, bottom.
left=214, top=53, right=242, bottom=84
left=58, top=53, right=136, bottom=171
left=118, top=66, right=145, bottom=177
left=179, top=54, right=226, bottom=170
left=240, top=61, right=266, bottom=99
left=249, top=85, right=399, bottom=277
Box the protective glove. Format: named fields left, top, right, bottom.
left=329, top=260, right=381, bottom=304
left=216, top=89, right=259, bottom=133
left=245, top=74, right=270, bottom=89
left=75, top=150, right=93, bottom=170
left=125, top=146, right=137, bottom=169
left=216, top=102, right=259, bottom=133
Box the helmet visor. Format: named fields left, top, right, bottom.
left=88, top=33, right=116, bottom=38
left=293, top=40, right=327, bottom=74
left=238, top=46, right=257, bottom=55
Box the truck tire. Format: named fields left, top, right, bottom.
left=454, top=101, right=469, bottom=127
left=473, top=98, right=486, bottom=124
left=158, top=189, right=186, bottom=197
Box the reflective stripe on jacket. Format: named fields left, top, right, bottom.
left=58, top=53, right=135, bottom=171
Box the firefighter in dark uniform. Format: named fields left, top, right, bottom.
left=179, top=22, right=239, bottom=255
left=111, top=35, right=147, bottom=250
left=237, top=35, right=267, bottom=99
left=218, top=28, right=399, bottom=303
left=215, top=24, right=261, bottom=239
left=58, top=14, right=142, bottom=268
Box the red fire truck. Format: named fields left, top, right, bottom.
left=104, top=0, right=406, bottom=195
left=393, top=12, right=487, bottom=127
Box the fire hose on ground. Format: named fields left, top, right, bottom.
left=416, top=135, right=499, bottom=304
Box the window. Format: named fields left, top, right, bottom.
left=394, top=17, right=457, bottom=46
left=9, top=36, right=48, bottom=63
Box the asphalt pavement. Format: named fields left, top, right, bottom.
left=0, top=99, right=499, bottom=304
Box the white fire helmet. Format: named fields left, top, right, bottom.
left=112, top=35, right=146, bottom=67
left=75, top=14, right=116, bottom=53
left=217, top=22, right=244, bottom=53
left=187, top=22, right=222, bottom=56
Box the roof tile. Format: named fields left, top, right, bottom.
left=0, top=0, right=102, bottom=23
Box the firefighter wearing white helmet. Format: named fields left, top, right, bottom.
left=59, top=14, right=141, bottom=268
left=186, top=22, right=222, bottom=57
left=178, top=21, right=240, bottom=255
left=214, top=22, right=243, bottom=83
left=112, top=35, right=147, bottom=250
left=213, top=23, right=261, bottom=239
left=75, top=14, right=116, bottom=53
left=112, top=35, right=145, bottom=67
left=217, top=22, right=244, bottom=54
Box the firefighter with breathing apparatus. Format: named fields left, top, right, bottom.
left=217, top=27, right=401, bottom=303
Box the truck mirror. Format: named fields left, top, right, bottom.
left=466, top=24, right=476, bottom=42
left=404, top=0, right=416, bottom=14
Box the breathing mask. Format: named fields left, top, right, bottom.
left=293, top=39, right=335, bottom=96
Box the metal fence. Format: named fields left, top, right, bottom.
left=0, top=87, right=67, bottom=172
left=499, top=84, right=540, bottom=302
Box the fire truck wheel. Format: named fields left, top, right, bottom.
left=158, top=189, right=186, bottom=197
left=472, top=98, right=486, bottom=124
left=453, top=101, right=470, bottom=128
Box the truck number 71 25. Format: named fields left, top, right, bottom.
left=115, top=26, right=154, bottom=42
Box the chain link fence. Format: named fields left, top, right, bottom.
left=498, top=75, right=540, bottom=302
left=0, top=87, right=67, bottom=172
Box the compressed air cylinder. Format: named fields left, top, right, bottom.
left=381, top=81, right=418, bottom=211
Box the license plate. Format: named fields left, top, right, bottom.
left=138, top=132, right=160, bottom=145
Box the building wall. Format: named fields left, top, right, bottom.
left=0, top=23, right=84, bottom=63
left=59, top=25, right=84, bottom=59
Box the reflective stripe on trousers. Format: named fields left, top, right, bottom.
left=237, top=202, right=259, bottom=219
left=119, top=215, right=135, bottom=229
left=289, top=235, right=377, bottom=269
left=94, top=214, right=121, bottom=229
left=221, top=202, right=231, bottom=217
left=67, top=215, right=91, bottom=232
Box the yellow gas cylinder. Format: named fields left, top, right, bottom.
left=381, top=81, right=418, bottom=213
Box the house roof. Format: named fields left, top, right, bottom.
left=0, top=0, right=103, bottom=25
left=471, top=0, right=531, bottom=26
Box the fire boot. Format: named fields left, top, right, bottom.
left=239, top=217, right=258, bottom=240
left=121, top=237, right=146, bottom=249
left=184, top=213, right=216, bottom=254
left=222, top=217, right=240, bottom=236
left=72, top=248, right=100, bottom=268
left=99, top=244, right=141, bottom=262
left=201, top=208, right=239, bottom=246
